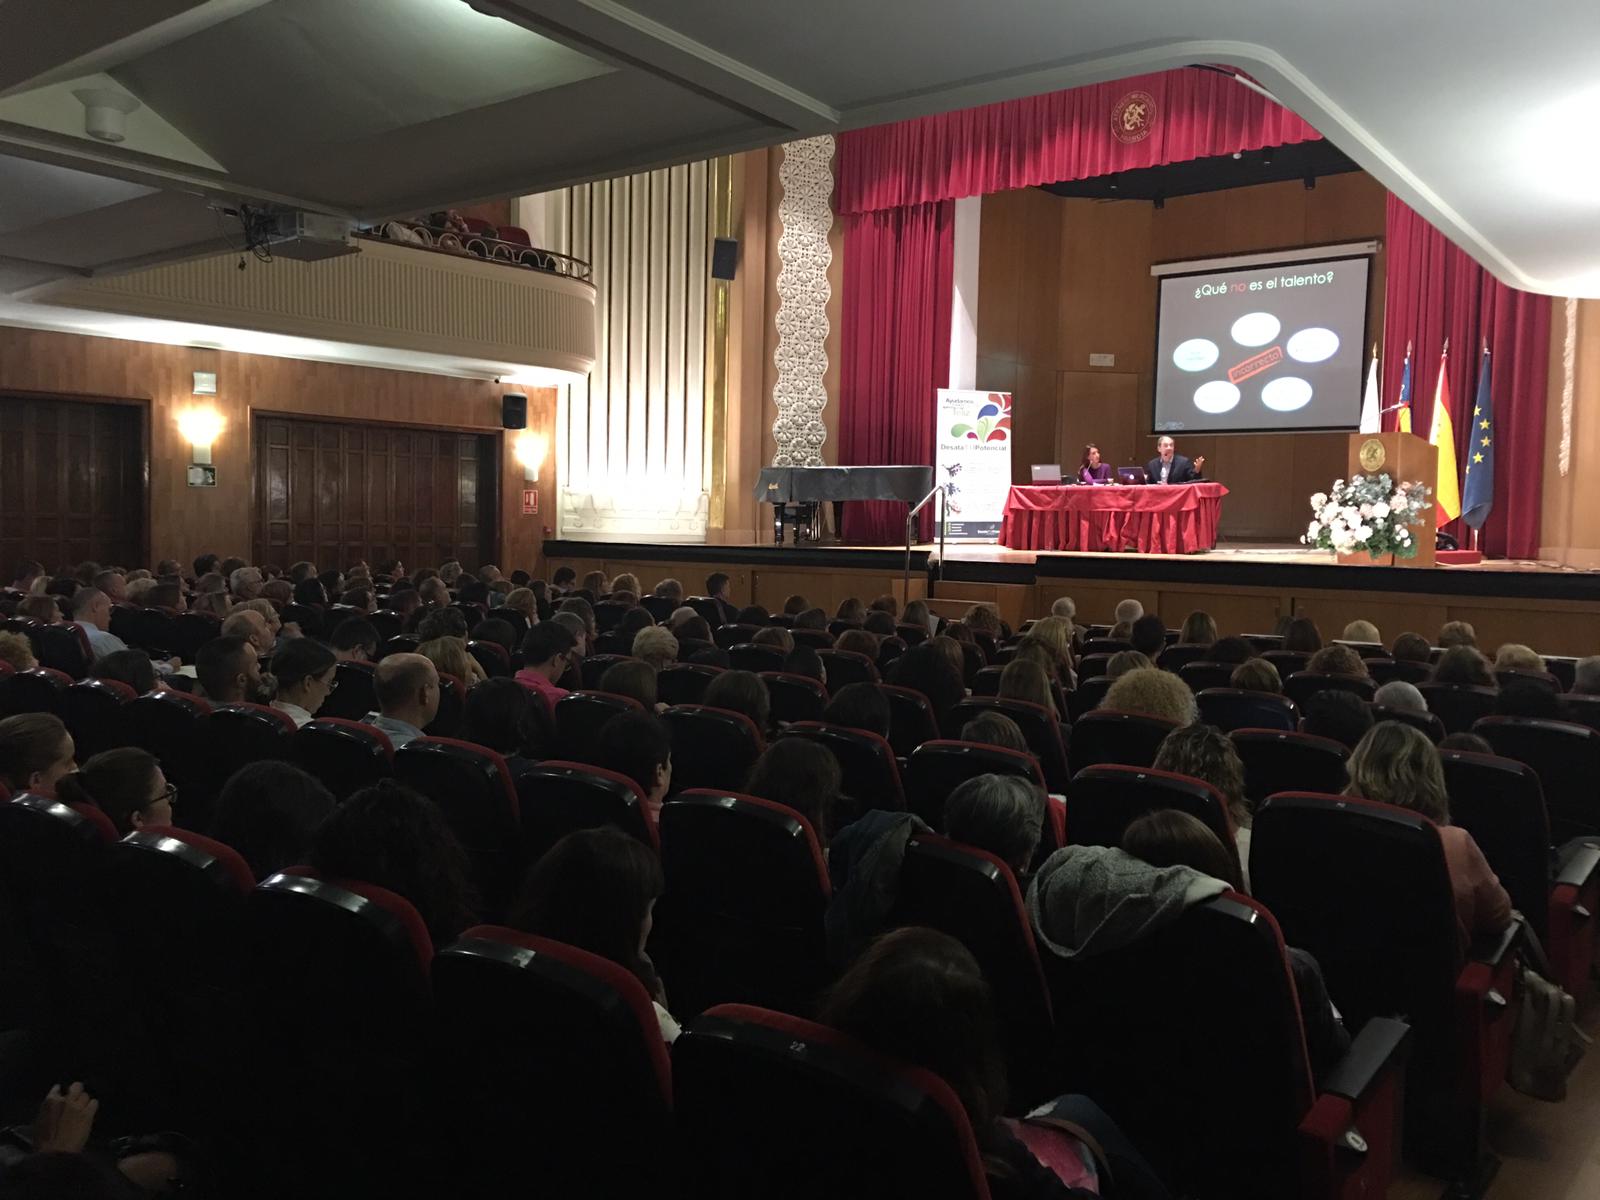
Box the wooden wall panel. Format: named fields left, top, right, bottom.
left=541, top=554, right=924, bottom=614
left=0, top=326, right=555, bottom=574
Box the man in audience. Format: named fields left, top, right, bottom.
left=91, top=570, right=127, bottom=603
left=438, top=560, right=463, bottom=587
left=705, top=571, right=737, bottom=625
left=288, top=561, right=317, bottom=584
left=418, top=576, right=450, bottom=610
left=550, top=566, right=577, bottom=596
left=195, top=635, right=263, bottom=704
left=147, top=580, right=185, bottom=611
left=192, top=552, right=220, bottom=580
left=1573, top=656, right=1600, bottom=695
left=793, top=607, right=828, bottom=631
left=228, top=565, right=264, bottom=601
left=1114, top=598, right=1144, bottom=626
left=389, top=585, right=421, bottom=622
left=945, top=774, right=1046, bottom=882
left=1391, top=631, right=1433, bottom=663
left=1300, top=690, right=1373, bottom=749
left=361, top=653, right=439, bottom=750
left=70, top=588, right=129, bottom=661
left=1129, top=614, right=1167, bottom=659
left=550, top=610, right=589, bottom=659
left=594, top=710, right=673, bottom=821
left=1438, top=620, right=1476, bottom=649
left=515, top=622, right=577, bottom=715
left=222, top=609, right=274, bottom=660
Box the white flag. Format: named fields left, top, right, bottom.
left=1358, top=351, right=1380, bottom=434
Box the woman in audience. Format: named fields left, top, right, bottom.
left=269, top=636, right=338, bottom=728
left=0, top=713, right=75, bottom=796
left=1341, top=619, right=1381, bottom=644
left=1104, top=649, right=1154, bottom=679
left=419, top=632, right=486, bottom=686
left=835, top=628, right=880, bottom=659
left=752, top=625, right=795, bottom=655
left=1493, top=643, right=1546, bottom=675
left=1345, top=722, right=1512, bottom=948
left=1019, top=616, right=1076, bottom=684
left=963, top=603, right=1003, bottom=640
left=1108, top=619, right=1133, bottom=642
left=502, top=586, right=538, bottom=629
left=960, top=712, right=1031, bottom=756
left=600, top=659, right=662, bottom=712
left=1374, top=679, right=1427, bottom=712
left=703, top=669, right=772, bottom=736
left=1281, top=616, right=1323, bottom=653
left=594, top=710, right=673, bottom=820
left=1119, top=810, right=1351, bottom=1082
left=0, top=630, right=36, bottom=672
left=508, top=828, right=679, bottom=1042
left=309, top=781, right=477, bottom=946
left=1438, top=620, right=1477, bottom=649
left=1432, top=645, right=1496, bottom=688
left=820, top=927, right=1171, bottom=1200
left=835, top=597, right=866, bottom=625
left=889, top=643, right=967, bottom=724
left=1229, top=658, right=1280, bottom=693
left=902, top=598, right=935, bottom=636
left=869, top=595, right=899, bottom=620
left=559, top=596, right=599, bottom=644
left=781, top=593, right=809, bottom=616
left=945, top=774, right=1046, bottom=880
left=745, top=738, right=841, bottom=847
left=737, top=604, right=771, bottom=626
left=998, top=658, right=1059, bottom=716
left=55, top=748, right=172, bottom=835
left=631, top=625, right=680, bottom=672
left=793, top=606, right=829, bottom=631
left=863, top=610, right=898, bottom=638
left=1151, top=723, right=1251, bottom=881
left=209, top=763, right=336, bottom=881
left=1307, top=644, right=1368, bottom=677
left=783, top=644, right=826, bottom=687
left=1101, top=668, right=1198, bottom=727
left=460, top=678, right=540, bottom=767
left=1178, top=610, right=1218, bottom=646
left=609, top=572, right=641, bottom=598
left=1391, top=631, right=1433, bottom=663
left=579, top=570, right=608, bottom=598
left=18, top=594, right=61, bottom=624
left=930, top=635, right=968, bottom=681
left=821, top=681, right=890, bottom=739
left=1494, top=680, right=1563, bottom=719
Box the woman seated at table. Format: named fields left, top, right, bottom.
left=1078, top=443, right=1113, bottom=484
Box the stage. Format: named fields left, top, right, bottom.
left=543, top=537, right=1600, bottom=658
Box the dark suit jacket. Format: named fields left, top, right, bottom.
left=1146, top=453, right=1203, bottom=484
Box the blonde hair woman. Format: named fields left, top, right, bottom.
left=1102, top=668, right=1199, bottom=726
left=1493, top=643, right=1545, bottom=675
left=1178, top=611, right=1218, bottom=646
left=0, top=631, right=37, bottom=672
left=1341, top=619, right=1381, bottom=644
left=609, top=573, right=641, bottom=598
left=1344, top=722, right=1511, bottom=948
left=997, top=658, right=1059, bottom=719
left=419, top=635, right=485, bottom=685
left=631, top=625, right=680, bottom=672
left=503, top=587, right=538, bottom=626
left=1019, top=616, right=1075, bottom=683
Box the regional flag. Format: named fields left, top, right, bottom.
left=1396, top=343, right=1413, bottom=434
left=1429, top=343, right=1461, bottom=523
left=1461, top=345, right=1494, bottom=529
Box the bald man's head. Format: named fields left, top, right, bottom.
left=374, top=652, right=440, bottom=727
left=221, top=609, right=272, bottom=655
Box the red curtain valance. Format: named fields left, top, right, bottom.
left=835, top=68, right=1322, bottom=215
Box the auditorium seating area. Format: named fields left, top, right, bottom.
left=2, top=558, right=1598, bottom=1198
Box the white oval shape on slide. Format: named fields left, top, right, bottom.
left=1172, top=338, right=1219, bottom=372
left=1230, top=311, right=1280, bottom=347
left=1261, top=376, right=1314, bottom=412
left=1193, top=380, right=1241, bottom=414
left=1287, top=327, right=1340, bottom=363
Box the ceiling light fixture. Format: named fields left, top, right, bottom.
left=72, top=88, right=141, bottom=143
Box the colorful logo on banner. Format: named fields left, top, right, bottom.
left=936, top=390, right=1013, bottom=542
left=1111, top=90, right=1158, bottom=144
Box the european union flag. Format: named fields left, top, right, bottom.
left=1461, top=346, right=1494, bottom=529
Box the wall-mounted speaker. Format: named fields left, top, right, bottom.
left=501, top=393, right=527, bottom=430
left=711, top=236, right=739, bottom=281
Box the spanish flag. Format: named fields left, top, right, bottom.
left=1429, top=342, right=1461, bottom=523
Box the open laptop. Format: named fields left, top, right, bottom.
left=1116, top=466, right=1148, bottom=485
left=1030, top=464, right=1063, bottom=485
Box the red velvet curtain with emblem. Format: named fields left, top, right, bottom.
left=1381, top=195, right=1551, bottom=558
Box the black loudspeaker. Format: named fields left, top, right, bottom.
left=711, top=237, right=739, bottom=281
left=501, top=393, right=527, bottom=430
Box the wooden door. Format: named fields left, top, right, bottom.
left=254, top=415, right=498, bottom=572
left=0, top=396, right=145, bottom=571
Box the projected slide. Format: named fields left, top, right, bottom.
left=1153, top=254, right=1371, bottom=433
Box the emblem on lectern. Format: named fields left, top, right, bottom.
left=1358, top=438, right=1386, bottom=472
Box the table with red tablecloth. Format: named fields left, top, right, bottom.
left=1000, top=482, right=1229, bottom=553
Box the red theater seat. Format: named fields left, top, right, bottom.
left=904, top=740, right=1046, bottom=833
left=1068, top=709, right=1177, bottom=777
left=395, top=738, right=520, bottom=915
left=781, top=721, right=904, bottom=818
left=1231, top=728, right=1350, bottom=805
left=663, top=705, right=764, bottom=793
left=58, top=677, right=137, bottom=760
left=293, top=717, right=394, bottom=800
left=515, top=760, right=658, bottom=864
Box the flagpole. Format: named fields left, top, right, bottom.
left=1474, top=339, right=1488, bottom=553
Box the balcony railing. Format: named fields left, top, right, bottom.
left=359, top=221, right=591, bottom=281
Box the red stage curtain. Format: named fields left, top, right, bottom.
left=836, top=68, right=1321, bottom=215
left=838, top=201, right=954, bottom=544
left=1381, top=195, right=1551, bottom=559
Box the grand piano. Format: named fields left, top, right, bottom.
left=754, top=465, right=935, bottom=544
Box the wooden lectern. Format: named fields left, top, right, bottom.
left=1341, top=432, right=1436, bottom=567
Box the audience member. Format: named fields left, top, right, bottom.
left=0, top=713, right=76, bottom=795
left=55, top=748, right=172, bottom=835
left=10, top=559, right=44, bottom=590
left=146, top=580, right=185, bottom=611
left=1113, top=598, right=1144, bottom=625
left=835, top=597, right=866, bottom=624
left=1129, top=614, right=1167, bottom=659
left=860, top=610, right=895, bottom=638
left=1391, top=631, right=1433, bottom=663
left=419, top=634, right=485, bottom=687
left=0, top=630, right=38, bottom=672
left=1178, top=611, right=1218, bottom=646
left=653, top=578, right=684, bottom=604
left=67, top=588, right=128, bottom=662
left=703, top=670, right=771, bottom=735
left=902, top=598, right=934, bottom=635
left=1282, top=616, right=1322, bottom=653
left=1229, top=658, right=1281, bottom=693
left=1374, top=680, right=1427, bottom=712
left=835, top=629, right=879, bottom=659
left=962, top=603, right=1001, bottom=640
left=781, top=594, right=808, bottom=616
left=1438, top=620, right=1477, bottom=648
left=459, top=678, right=539, bottom=766
left=417, top=608, right=469, bottom=643
left=502, top=587, right=538, bottom=628
left=210, top=762, right=338, bottom=881
left=609, top=572, right=641, bottom=598
left=871, top=594, right=901, bottom=620
left=515, top=623, right=577, bottom=715
left=1341, top=619, right=1381, bottom=644
left=329, top=617, right=379, bottom=663
left=1105, top=650, right=1154, bottom=679
left=793, top=607, right=828, bottom=631
left=1102, top=668, right=1197, bottom=726
left=508, top=828, right=679, bottom=1042
left=782, top=644, right=825, bottom=687
left=558, top=597, right=598, bottom=644
left=821, top=682, right=890, bottom=738
left=1299, top=689, right=1373, bottom=749
left=1432, top=645, right=1495, bottom=688
left=270, top=636, right=338, bottom=727
left=1307, top=644, right=1367, bottom=677
left=888, top=643, right=966, bottom=721
left=628, top=625, right=678, bottom=672
left=593, top=710, right=672, bottom=820
left=944, top=773, right=1045, bottom=879
left=752, top=625, right=794, bottom=655
left=221, top=610, right=274, bottom=660
left=310, top=781, right=475, bottom=945
left=1345, top=722, right=1512, bottom=949
left=194, top=635, right=262, bottom=704
left=1494, top=680, right=1563, bottom=719
left=744, top=738, right=840, bottom=846
left=1438, top=731, right=1494, bottom=754
left=1152, top=722, right=1251, bottom=877
left=960, top=711, right=1030, bottom=755
left=1574, top=655, right=1600, bottom=696
left=705, top=572, right=737, bottom=624
left=92, top=570, right=127, bottom=603
left=471, top=617, right=518, bottom=660
left=362, top=653, right=439, bottom=750
left=550, top=566, right=577, bottom=595
left=1049, top=595, right=1077, bottom=623
left=998, top=658, right=1063, bottom=724
left=600, top=659, right=660, bottom=712
left=550, top=611, right=589, bottom=659
left=1493, top=643, right=1546, bottom=675
left=228, top=566, right=264, bottom=601
left=17, top=594, right=61, bottom=624
left=1020, top=617, right=1075, bottom=682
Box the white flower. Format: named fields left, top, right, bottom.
left=1371, top=501, right=1390, bottom=520
left=1359, top=503, right=1373, bottom=517
left=1310, top=492, right=1328, bottom=509
left=1354, top=525, right=1372, bottom=542
left=1306, top=521, right=1322, bottom=540
left=1397, top=528, right=1410, bottom=542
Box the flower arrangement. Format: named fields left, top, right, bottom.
left=1302, top=473, right=1432, bottom=559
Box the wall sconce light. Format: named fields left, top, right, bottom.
left=514, top=431, right=547, bottom=482
left=176, top=407, right=225, bottom=476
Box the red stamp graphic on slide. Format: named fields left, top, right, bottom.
left=1228, top=345, right=1283, bottom=383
